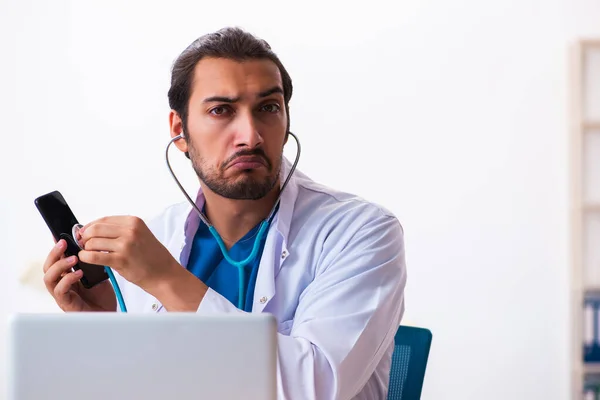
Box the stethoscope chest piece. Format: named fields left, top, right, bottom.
left=71, top=224, right=84, bottom=250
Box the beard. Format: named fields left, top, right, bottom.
left=188, top=141, right=281, bottom=200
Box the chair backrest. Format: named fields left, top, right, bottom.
left=387, top=326, right=432, bottom=400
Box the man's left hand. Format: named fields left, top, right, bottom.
left=77, top=216, right=179, bottom=291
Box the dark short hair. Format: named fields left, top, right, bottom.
left=168, top=27, right=293, bottom=135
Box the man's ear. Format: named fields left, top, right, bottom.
left=169, top=110, right=189, bottom=156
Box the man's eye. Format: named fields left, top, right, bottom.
left=261, top=103, right=281, bottom=113
left=210, top=106, right=230, bottom=115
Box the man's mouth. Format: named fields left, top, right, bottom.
left=228, top=155, right=268, bottom=170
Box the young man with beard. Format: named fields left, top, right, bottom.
left=42, top=27, right=407, bottom=399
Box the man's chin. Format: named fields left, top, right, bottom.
left=228, top=170, right=271, bottom=184
left=209, top=176, right=277, bottom=200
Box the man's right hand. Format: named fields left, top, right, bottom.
left=43, top=239, right=117, bottom=312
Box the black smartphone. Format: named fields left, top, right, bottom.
left=34, top=190, right=108, bottom=289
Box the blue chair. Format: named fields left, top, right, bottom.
left=387, top=326, right=432, bottom=400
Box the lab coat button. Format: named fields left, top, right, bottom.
left=259, top=296, right=268, bottom=304
left=151, top=303, right=158, bottom=311
left=281, top=250, right=288, bottom=259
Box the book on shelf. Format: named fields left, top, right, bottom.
left=584, top=296, right=598, bottom=362
left=584, top=374, right=600, bottom=400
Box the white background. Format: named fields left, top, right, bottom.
left=1, top=0, right=600, bottom=399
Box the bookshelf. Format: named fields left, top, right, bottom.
left=571, top=39, right=600, bottom=399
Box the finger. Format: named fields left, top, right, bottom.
left=83, top=237, right=123, bottom=253
left=80, top=216, right=122, bottom=230
left=78, top=249, right=113, bottom=268
left=54, top=269, right=84, bottom=299
left=43, top=239, right=67, bottom=273
left=79, top=223, right=127, bottom=247
left=80, top=216, right=139, bottom=234
left=43, top=255, right=78, bottom=292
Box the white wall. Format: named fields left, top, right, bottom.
left=1, top=0, right=599, bottom=398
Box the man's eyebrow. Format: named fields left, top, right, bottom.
left=203, top=95, right=240, bottom=103
left=202, top=86, right=284, bottom=103
left=258, top=86, right=284, bottom=98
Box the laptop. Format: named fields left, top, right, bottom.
left=7, top=312, right=277, bottom=400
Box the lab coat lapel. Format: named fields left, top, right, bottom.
left=252, top=226, right=279, bottom=313
left=253, top=157, right=299, bottom=312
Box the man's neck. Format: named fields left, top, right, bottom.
left=201, top=182, right=280, bottom=249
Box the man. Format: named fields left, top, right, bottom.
left=42, top=27, right=407, bottom=399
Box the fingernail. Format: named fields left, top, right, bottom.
left=68, top=256, right=77, bottom=264
left=56, top=239, right=64, bottom=248
left=74, top=269, right=83, bottom=276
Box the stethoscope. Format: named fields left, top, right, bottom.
left=165, top=131, right=301, bottom=310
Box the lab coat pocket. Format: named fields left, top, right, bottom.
left=277, top=319, right=294, bottom=336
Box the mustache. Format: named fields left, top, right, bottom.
left=222, top=148, right=272, bottom=170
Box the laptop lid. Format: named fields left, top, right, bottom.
left=7, top=313, right=277, bottom=400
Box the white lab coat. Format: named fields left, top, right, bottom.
left=114, top=158, right=407, bottom=400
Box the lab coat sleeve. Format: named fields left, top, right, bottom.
left=196, top=214, right=407, bottom=400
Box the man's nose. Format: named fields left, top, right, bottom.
left=233, top=111, right=263, bottom=148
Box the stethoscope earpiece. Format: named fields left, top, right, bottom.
left=173, top=133, right=189, bottom=158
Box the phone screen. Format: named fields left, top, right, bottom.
left=34, top=191, right=79, bottom=240
left=34, top=190, right=108, bottom=288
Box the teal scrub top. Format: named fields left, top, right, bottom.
left=186, top=216, right=269, bottom=312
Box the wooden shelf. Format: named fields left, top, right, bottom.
left=571, top=38, right=600, bottom=399
left=584, top=122, right=600, bottom=131
left=581, top=40, right=600, bottom=49
left=584, top=204, right=600, bottom=212
left=584, top=364, right=600, bottom=374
